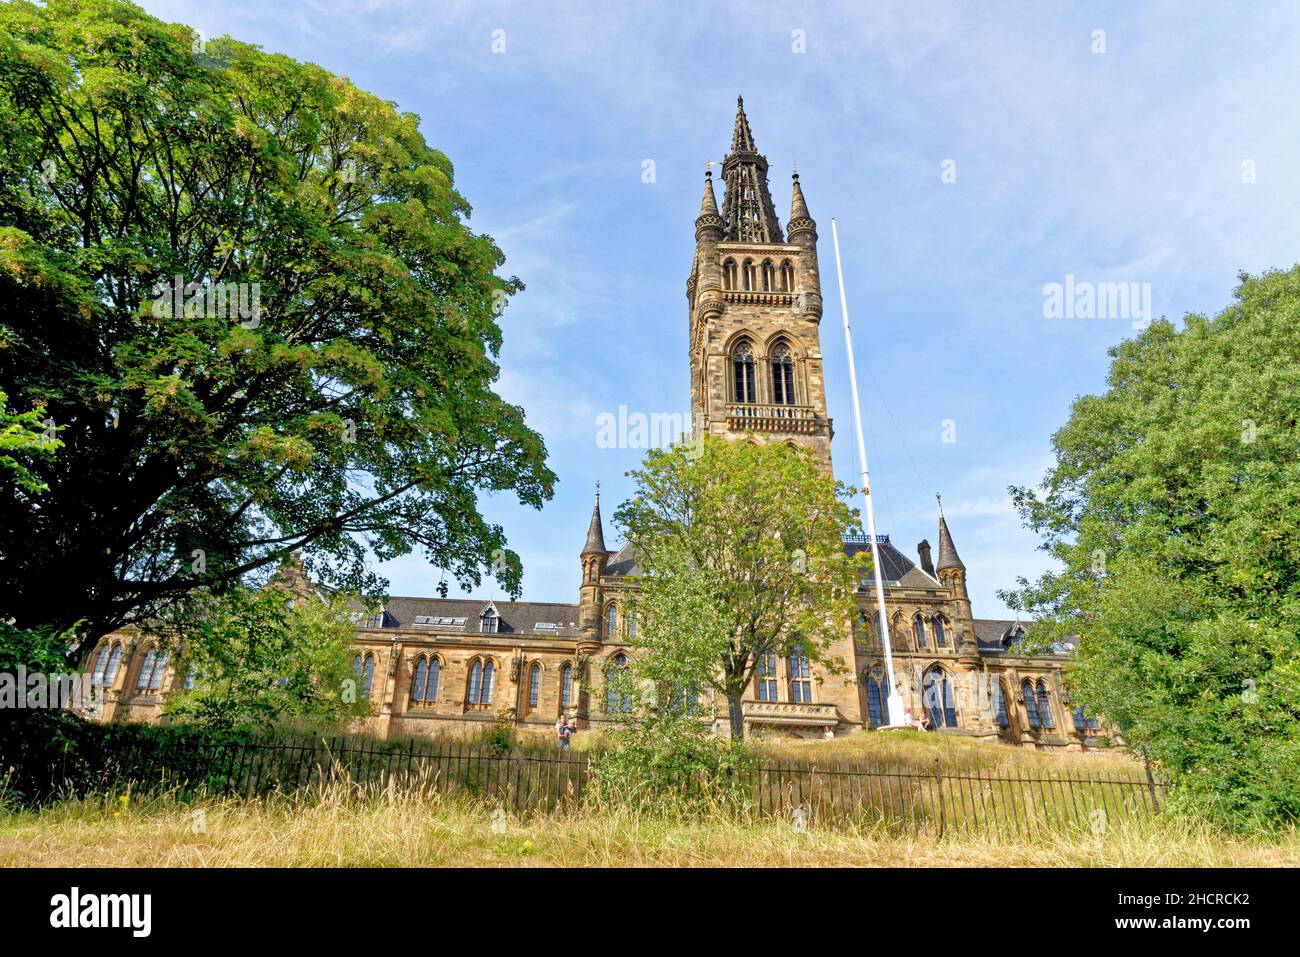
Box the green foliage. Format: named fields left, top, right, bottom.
left=0, top=387, right=59, bottom=493
left=590, top=708, right=754, bottom=817
left=474, top=718, right=518, bottom=756
left=161, top=584, right=370, bottom=733
left=0, top=0, right=554, bottom=657
left=1003, top=266, right=1300, bottom=831
left=613, top=436, right=861, bottom=739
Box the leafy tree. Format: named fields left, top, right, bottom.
left=1003, top=266, right=1300, bottom=831
left=613, top=437, right=860, bottom=740
left=162, top=580, right=370, bottom=733
left=0, top=0, right=554, bottom=660
left=0, top=387, right=59, bottom=493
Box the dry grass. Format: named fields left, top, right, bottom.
left=754, top=729, right=1142, bottom=775
left=1, top=780, right=1293, bottom=868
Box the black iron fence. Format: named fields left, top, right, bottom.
left=8, top=736, right=1162, bottom=836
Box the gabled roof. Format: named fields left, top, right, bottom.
left=842, top=536, right=941, bottom=589
left=372, top=597, right=581, bottom=637
left=604, top=541, right=642, bottom=578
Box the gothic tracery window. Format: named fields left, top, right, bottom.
left=732, top=340, right=756, bottom=404
left=606, top=653, right=633, bottom=713
left=932, top=616, right=946, bottom=647
left=560, top=663, right=573, bottom=711
left=787, top=645, right=812, bottom=703
left=756, top=651, right=778, bottom=701
left=722, top=258, right=737, bottom=290
left=467, top=658, right=495, bottom=707
left=353, top=653, right=375, bottom=699
left=528, top=663, right=541, bottom=709
left=770, top=342, right=795, bottom=405
left=1036, top=680, right=1055, bottom=729
left=1022, top=679, right=1041, bottom=728
left=913, top=615, right=927, bottom=650
left=761, top=259, right=775, bottom=292
left=742, top=259, right=756, bottom=291
left=411, top=655, right=441, bottom=705
left=136, top=646, right=168, bottom=693
left=923, top=666, right=957, bottom=728
left=779, top=260, right=795, bottom=292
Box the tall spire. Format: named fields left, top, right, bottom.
left=789, top=166, right=810, bottom=221
left=581, top=483, right=607, bottom=555
left=730, top=95, right=757, bottom=152
left=720, top=96, right=783, bottom=243
left=698, top=169, right=720, bottom=219
left=936, top=495, right=965, bottom=572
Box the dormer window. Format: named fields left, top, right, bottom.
left=480, top=611, right=498, bottom=634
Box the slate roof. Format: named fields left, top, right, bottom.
left=842, top=536, right=941, bottom=589
left=368, top=597, right=582, bottom=638
left=604, top=541, right=642, bottom=578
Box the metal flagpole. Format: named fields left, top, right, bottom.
left=830, top=218, right=907, bottom=727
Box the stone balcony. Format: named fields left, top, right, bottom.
left=726, top=403, right=823, bottom=435
left=742, top=700, right=839, bottom=728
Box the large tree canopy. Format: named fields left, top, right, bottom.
left=0, top=0, right=554, bottom=657
left=614, top=437, right=860, bottom=739
left=1005, top=266, right=1300, bottom=830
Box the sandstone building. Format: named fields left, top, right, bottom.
left=82, top=99, right=1106, bottom=749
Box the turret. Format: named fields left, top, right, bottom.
left=692, top=169, right=726, bottom=325
left=786, top=166, right=823, bottom=321
left=577, top=485, right=608, bottom=655
left=935, top=496, right=978, bottom=656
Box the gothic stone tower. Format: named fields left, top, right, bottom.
left=687, top=97, right=834, bottom=470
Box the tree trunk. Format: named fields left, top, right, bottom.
left=727, top=691, right=746, bottom=741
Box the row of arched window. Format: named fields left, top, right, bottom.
left=399, top=653, right=576, bottom=715
left=90, top=641, right=167, bottom=693
left=862, top=666, right=1086, bottom=735
left=859, top=612, right=952, bottom=651
left=730, top=337, right=798, bottom=406
left=722, top=258, right=795, bottom=293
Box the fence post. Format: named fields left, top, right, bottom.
left=1143, top=755, right=1160, bottom=814
left=933, top=756, right=946, bottom=839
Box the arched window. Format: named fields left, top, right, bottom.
left=626, top=606, right=637, bottom=639
left=467, top=659, right=495, bottom=707
left=411, top=655, right=440, bottom=705
left=932, top=616, right=946, bottom=647
left=722, top=259, right=737, bottom=290
left=560, top=664, right=573, bottom=711
left=528, top=663, right=541, bottom=709
left=788, top=645, right=812, bottom=703
left=742, top=259, right=755, bottom=291
left=1035, top=680, right=1055, bottom=729
left=913, top=616, right=927, bottom=650
left=605, top=604, right=618, bottom=639
left=671, top=681, right=699, bottom=715
left=923, top=667, right=957, bottom=728
left=756, top=651, right=778, bottom=701
left=761, top=259, right=775, bottom=292
left=993, top=681, right=1010, bottom=728
left=1072, top=704, right=1101, bottom=732
left=865, top=666, right=887, bottom=727
left=732, top=340, right=756, bottom=404
left=779, top=260, right=795, bottom=292
left=92, top=642, right=122, bottom=688
left=103, top=643, right=123, bottom=688
left=1022, top=679, right=1041, bottom=728
left=605, top=654, right=632, bottom=713
left=136, top=646, right=168, bottom=692
left=770, top=342, right=795, bottom=405
left=353, top=653, right=375, bottom=699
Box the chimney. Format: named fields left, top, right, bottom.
left=917, top=539, right=935, bottom=576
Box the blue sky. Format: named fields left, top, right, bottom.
left=146, top=0, right=1300, bottom=617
